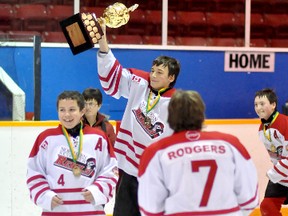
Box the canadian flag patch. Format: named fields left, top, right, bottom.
left=132, top=75, right=141, bottom=83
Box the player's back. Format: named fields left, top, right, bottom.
left=138, top=130, right=258, bottom=215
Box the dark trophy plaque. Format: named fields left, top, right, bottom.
left=60, top=2, right=139, bottom=55
left=60, top=13, right=103, bottom=55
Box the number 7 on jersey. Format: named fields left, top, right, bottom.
left=191, top=160, right=218, bottom=207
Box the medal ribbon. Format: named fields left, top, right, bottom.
left=146, top=88, right=167, bottom=114
left=61, top=122, right=83, bottom=163
left=263, top=111, right=279, bottom=141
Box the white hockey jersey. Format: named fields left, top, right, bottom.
left=27, top=125, right=118, bottom=215
left=258, top=112, right=288, bottom=186
left=97, top=51, right=175, bottom=177
left=138, top=130, right=259, bottom=216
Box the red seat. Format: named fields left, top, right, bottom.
left=0, top=4, right=14, bottom=19
left=265, top=14, right=288, bottom=38
left=126, top=0, right=161, bottom=10
left=14, top=4, right=48, bottom=31
left=0, top=0, right=18, bottom=3
left=208, top=38, right=238, bottom=47
left=182, top=0, right=216, bottom=12
left=80, top=6, right=105, bottom=18
left=47, top=5, right=74, bottom=31
left=125, top=8, right=146, bottom=35
left=62, top=0, right=75, bottom=5
left=175, top=36, right=208, bottom=46
left=206, top=12, right=243, bottom=37
left=145, top=10, right=177, bottom=36
left=175, top=11, right=207, bottom=36
left=19, top=0, right=61, bottom=5
left=214, top=0, right=245, bottom=13
left=0, top=4, right=14, bottom=31
left=168, top=0, right=186, bottom=11
left=265, top=14, right=288, bottom=28
left=167, top=10, right=177, bottom=36
left=176, top=11, right=206, bottom=26
left=251, top=0, right=273, bottom=13
left=42, top=31, right=67, bottom=43
left=107, top=34, right=143, bottom=44
left=250, top=38, right=268, bottom=47
left=271, top=0, right=288, bottom=14
left=270, top=39, right=288, bottom=48
left=129, top=8, right=145, bottom=24
left=142, top=36, right=175, bottom=45
left=145, top=10, right=162, bottom=35
left=249, top=13, right=270, bottom=38
left=145, top=10, right=162, bottom=25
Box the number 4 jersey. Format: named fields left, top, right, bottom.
left=138, top=130, right=259, bottom=216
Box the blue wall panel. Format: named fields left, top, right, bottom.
left=1, top=46, right=287, bottom=120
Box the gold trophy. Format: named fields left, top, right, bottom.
left=60, top=2, right=139, bottom=55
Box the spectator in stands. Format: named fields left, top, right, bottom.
left=97, top=17, right=181, bottom=216
left=254, top=88, right=288, bottom=216
left=138, top=90, right=259, bottom=215
left=26, top=90, right=118, bottom=215
left=82, top=88, right=116, bottom=146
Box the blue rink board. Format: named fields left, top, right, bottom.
left=0, top=46, right=287, bottom=120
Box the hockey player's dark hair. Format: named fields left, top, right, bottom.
left=82, top=88, right=103, bottom=105
left=255, top=88, right=278, bottom=109
left=168, top=90, right=205, bottom=132
left=57, top=91, right=85, bottom=111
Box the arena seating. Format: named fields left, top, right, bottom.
left=42, top=31, right=67, bottom=43
left=46, top=5, right=74, bottom=31
left=207, top=37, right=239, bottom=47
left=250, top=38, right=269, bottom=47
left=269, top=39, right=288, bottom=48
left=175, top=11, right=207, bottom=37
left=142, top=36, right=175, bottom=45
left=13, top=4, right=48, bottom=31
left=107, top=34, right=143, bottom=44
left=0, top=0, right=287, bottom=47
left=175, top=36, right=208, bottom=46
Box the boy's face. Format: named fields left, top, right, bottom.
left=84, top=99, right=101, bottom=118
left=254, top=95, right=276, bottom=120
left=58, top=99, right=85, bottom=129
left=150, top=64, right=175, bottom=90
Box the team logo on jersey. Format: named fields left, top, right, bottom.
left=54, top=155, right=96, bottom=178
left=132, top=106, right=164, bottom=139
left=268, top=145, right=283, bottom=160
left=276, top=146, right=283, bottom=158
left=185, top=131, right=200, bottom=141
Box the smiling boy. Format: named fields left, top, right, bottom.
left=27, top=91, right=118, bottom=215
left=254, top=88, right=288, bottom=215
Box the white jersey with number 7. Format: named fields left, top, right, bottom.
left=138, top=130, right=259, bottom=216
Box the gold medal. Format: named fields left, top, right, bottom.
left=62, top=122, right=84, bottom=177
left=144, top=116, right=151, bottom=126
left=72, top=165, right=82, bottom=177
left=145, top=88, right=167, bottom=127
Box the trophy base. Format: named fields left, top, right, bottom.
left=60, top=13, right=103, bottom=55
